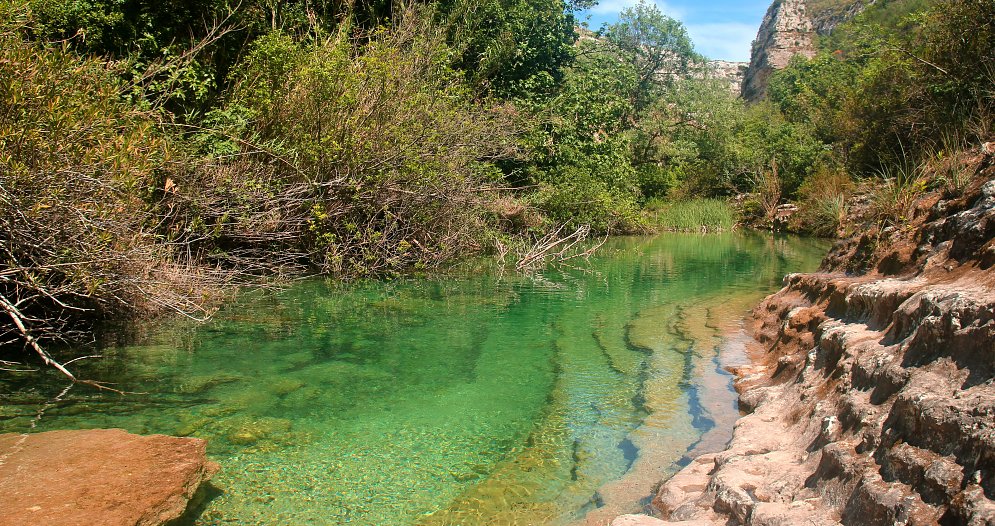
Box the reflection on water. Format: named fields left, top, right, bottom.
left=0, top=233, right=827, bottom=525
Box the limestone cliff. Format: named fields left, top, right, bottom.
left=613, top=145, right=995, bottom=525
left=706, top=60, right=749, bottom=94
left=742, top=0, right=869, bottom=101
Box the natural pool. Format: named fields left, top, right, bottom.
left=0, top=233, right=827, bottom=525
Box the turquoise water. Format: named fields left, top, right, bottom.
left=0, top=233, right=826, bottom=525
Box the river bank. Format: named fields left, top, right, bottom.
left=613, top=149, right=995, bottom=525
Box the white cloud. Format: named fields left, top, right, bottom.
left=685, top=22, right=757, bottom=62
left=587, top=0, right=684, bottom=18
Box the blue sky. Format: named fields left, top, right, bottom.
left=579, top=0, right=773, bottom=62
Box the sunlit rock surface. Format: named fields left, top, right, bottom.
left=742, top=0, right=868, bottom=101
left=0, top=429, right=218, bottom=526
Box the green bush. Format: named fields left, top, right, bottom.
left=793, top=165, right=854, bottom=236
left=771, top=0, right=993, bottom=174
left=869, top=158, right=930, bottom=226
left=529, top=171, right=643, bottom=233
left=188, top=9, right=519, bottom=275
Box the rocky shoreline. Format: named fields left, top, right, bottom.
left=613, top=152, right=995, bottom=525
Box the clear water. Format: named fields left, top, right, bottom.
left=0, top=233, right=826, bottom=525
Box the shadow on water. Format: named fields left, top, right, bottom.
left=167, top=483, right=224, bottom=526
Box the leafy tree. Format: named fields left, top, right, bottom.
left=521, top=37, right=643, bottom=230
left=909, top=0, right=994, bottom=141
left=440, top=0, right=579, bottom=100
left=732, top=102, right=825, bottom=197
left=768, top=0, right=993, bottom=175
left=767, top=53, right=857, bottom=146
left=631, top=78, right=743, bottom=199
left=602, top=0, right=699, bottom=114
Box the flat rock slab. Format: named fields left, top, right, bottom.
left=0, top=429, right=219, bottom=526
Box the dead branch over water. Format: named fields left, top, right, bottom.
left=516, top=224, right=607, bottom=272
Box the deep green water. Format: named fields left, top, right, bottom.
left=0, top=233, right=826, bottom=525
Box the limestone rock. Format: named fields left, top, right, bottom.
left=0, top=428, right=219, bottom=526
left=706, top=60, right=749, bottom=94
left=619, top=165, right=995, bottom=525
left=742, top=0, right=868, bottom=101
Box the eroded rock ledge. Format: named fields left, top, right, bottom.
left=0, top=429, right=218, bottom=526
left=614, top=155, right=995, bottom=525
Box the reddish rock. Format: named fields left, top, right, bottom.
left=0, top=428, right=219, bottom=526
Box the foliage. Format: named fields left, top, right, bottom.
left=516, top=2, right=701, bottom=231
left=518, top=37, right=641, bottom=231
left=772, top=0, right=992, bottom=173
left=735, top=103, right=826, bottom=197
left=634, top=78, right=825, bottom=202
left=869, top=156, right=930, bottom=226
left=767, top=53, right=858, bottom=146
left=601, top=0, right=698, bottom=113
left=631, top=78, right=740, bottom=199
left=764, top=0, right=989, bottom=235
left=0, top=3, right=521, bottom=370
left=440, top=0, right=579, bottom=100
left=187, top=8, right=519, bottom=275
left=792, top=164, right=854, bottom=236
left=0, top=6, right=223, bottom=377
left=23, top=0, right=237, bottom=114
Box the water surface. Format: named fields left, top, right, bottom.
left=0, top=233, right=826, bottom=525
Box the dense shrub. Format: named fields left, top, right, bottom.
left=0, top=8, right=220, bottom=364
left=0, top=5, right=521, bottom=373
left=771, top=0, right=992, bottom=173
left=172, top=9, right=521, bottom=275
left=765, top=0, right=990, bottom=233
left=791, top=165, right=854, bottom=237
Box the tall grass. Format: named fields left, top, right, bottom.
left=795, top=166, right=853, bottom=237
left=647, top=198, right=737, bottom=232
left=870, top=155, right=929, bottom=226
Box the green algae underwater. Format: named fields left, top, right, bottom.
left=0, top=233, right=827, bottom=525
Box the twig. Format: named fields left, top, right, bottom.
left=0, top=292, right=77, bottom=381
left=883, top=45, right=949, bottom=76
left=516, top=224, right=599, bottom=272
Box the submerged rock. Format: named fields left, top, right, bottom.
left=0, top=428, right=218, bottom=526
left=266, top=376, right=305, bottom=396
left=223, top=416, right=293, bottom=447
left=176, top=372, right=244, bottom=394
